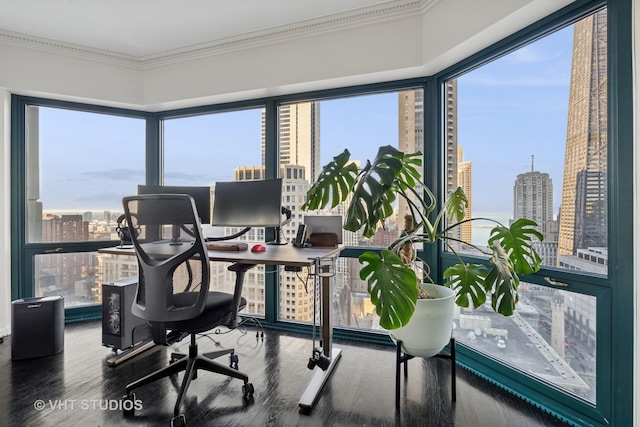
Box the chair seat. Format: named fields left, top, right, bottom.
left=167, top=291, right=247, bottom=333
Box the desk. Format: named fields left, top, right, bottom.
left=99, top=243, right=342, bottom=413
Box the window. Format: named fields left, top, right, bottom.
left=276, top=90, right=423, bottom=325
left=20, top=102, right=145, bottom=308
left=446, top=8, right=606, bottom=405
left=162, top=108, right=267, bottom=317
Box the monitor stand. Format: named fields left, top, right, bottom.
left=267, top=226, right=288, bottom=245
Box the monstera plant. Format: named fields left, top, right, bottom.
left=302, top=145, right=543, bottom=330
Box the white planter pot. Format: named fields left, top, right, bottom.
left=389, top=283, right=455, bottom=358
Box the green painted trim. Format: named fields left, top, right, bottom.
left=606, top=0, right=634, bottom=424
left=65, top=306, right=101, bottom=323
left=10, top=95, right=26, bottom=299
left=146, top=113, right=161, bottom=185
left=455, top=342, right=607, bottom=425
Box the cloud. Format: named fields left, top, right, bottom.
left=164, top=171, right=211, bottom=182
left=74, top=191, right=124, bottom=202
left=504, top=45, right=564, bottom=65
left=81, top=168, right=144, bottom=180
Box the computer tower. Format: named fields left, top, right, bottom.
left=11, top=296, right=65, bottom=360
left=102, top=276, right=151, bottom=350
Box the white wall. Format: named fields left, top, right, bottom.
left=0, top=88, right=10, bottom=338
left=0, top=43, right=144, bottom=108
left=0, top=0, right=575, bottom=111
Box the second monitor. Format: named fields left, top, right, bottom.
left=137, top=184, right=211, bottom=224
left=212, top=178, right=287, bottom=244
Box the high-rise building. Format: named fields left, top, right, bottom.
left=457, top=146, right=472, bottom=244
left=558, top=9, right=607, bottom=257
left=513, top=157, right=558, bottom=266
left=445, top=80, right=458, bottom=196
left=39, top=214, right=93, bottom=302
left=397, top=85, right=466, bottom=244
left=514, top=157, right=554, bottom=233
left=262, top=102, right=321, bottom=182
left=397, top=89, right=424, bottom=231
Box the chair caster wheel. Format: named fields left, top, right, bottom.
left=242, top=382, right=254, bottom=401
left=230, top=352, right=239, bottom=370
left=171, top=414, right=186, bottom=427
left=122, top=392, right=136, bottom=416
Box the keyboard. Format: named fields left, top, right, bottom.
left=206, top=241, right=248, bottom=251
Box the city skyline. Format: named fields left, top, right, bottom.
left=35, top=22, right=573, bottom=221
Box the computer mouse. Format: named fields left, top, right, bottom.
left=251, top=244, right=266, bottom=253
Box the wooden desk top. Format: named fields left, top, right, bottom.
left=99, top=243, right=342, bottom=268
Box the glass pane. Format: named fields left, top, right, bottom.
left=37, top=251, right=138, bottom=308
left=449, top=9, right=607, bottom=275
left=26, top=107, right=146, bottom=243
left=446, top=9, right=605, bottom=403
left=277, top=91, right=423, bottom=323
left=452, top=283, right=596, bottom=403
left=95, top=252, right=266, bottom=317
left=163, top=108, right=266, bottom=317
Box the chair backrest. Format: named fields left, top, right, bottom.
left=122, top=194, right=210, bottom=325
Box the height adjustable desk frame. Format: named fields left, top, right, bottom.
left=99, top=243, right=343, bottom=413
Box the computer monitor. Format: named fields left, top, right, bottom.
left=211, top=178, right=283, bottom=228
left=137, top=185, right=211, bottom=224
left=211, top=178, right=287, bottom=244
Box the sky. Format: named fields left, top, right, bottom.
left=36, top=22, right=575, bottom=227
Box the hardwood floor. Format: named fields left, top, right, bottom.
left=0, top=320, right=569, bottom=426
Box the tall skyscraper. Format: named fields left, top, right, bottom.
left=558, top=9, right=607, bottom=257
left=397, top=84, right=463, bottom=240
left=445, top=80, right=458, bottom=196
left=397, top=90, right=423, bottom=229
left=457, top=147, right=472, bottom=244
left=514, top=157, right=554, bottom=234
left=262, top=102, right=321, bottom=182
left=513, top=157, right=558, bottom=266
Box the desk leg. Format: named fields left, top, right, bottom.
left=106, top=338, right=155, bottom=366
left=299, top=270, right=341, bottom=413
left=298, top=347, right=342, bottom=413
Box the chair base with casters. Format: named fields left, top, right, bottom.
left=395, top=337, right=456, bottom=408
left=122, top=332, right=254, bottom=427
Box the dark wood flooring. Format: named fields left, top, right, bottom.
left=0, top=320, right=569, bottom=426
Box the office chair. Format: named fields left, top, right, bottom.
left=120, top=194, right=254, bottom=427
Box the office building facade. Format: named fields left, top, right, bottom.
left=558, top=8, right=608, bottom=257
left=513, top=161, right=558, bottom=266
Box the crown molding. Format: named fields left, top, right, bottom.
left=0, top=0, right=439, bottom=70
left=140, top=0, right=435, bottom=68
left=0, top=29, right=141, bottom=68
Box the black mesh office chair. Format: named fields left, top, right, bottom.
left=120, top=194, right=254, bottom=427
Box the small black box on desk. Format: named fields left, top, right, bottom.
left=11, top=296, right=65, bottom=360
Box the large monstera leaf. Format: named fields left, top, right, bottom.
left=483, top=242, right=520, bottom=316
left=443, top=187, right=469, bottom=223
left=302, top=145, right=423, bottom=238
left=359, top=250, right=419, bottom=330
left=347, top=146, right=421, bottom=237
left=443, top=263, right=487, bottom=309
left=301, top=149, right=358, bottom=211
left=488, top=218, right=543, bottom=275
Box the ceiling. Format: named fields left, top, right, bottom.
left=0, top=0, right=399, bottom=59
